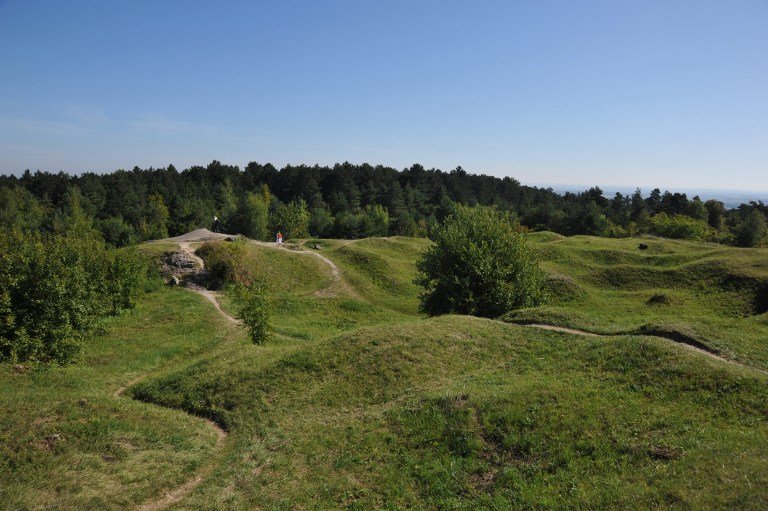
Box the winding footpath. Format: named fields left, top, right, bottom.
left=178, top=242, right=242, bottom=324
left=115, top=242, right=233, bottom=511
left=519, top=323, right=768, bottom=377
left=250, top=239, right=361, bottom=299
left=115, top=238, right=359, bottom=509
left=115, top=375, right=227, bottom=511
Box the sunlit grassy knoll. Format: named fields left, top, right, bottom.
left=320, top=236, right=431, bottom=314
left=506, top=233, right=768, bottom=370
left=0, top=288, right=242, bottom=511
left=133, top=315, right=768, bottom=510
left=4, top=233, right=768, bottom=510
left=209, top=240, right=422, bottom=342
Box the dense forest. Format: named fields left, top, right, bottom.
left=1, top=160, right=767, bottom=247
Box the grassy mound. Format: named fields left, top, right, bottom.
left=132, top=315, right=768, bottom=509
left=0, top=288, right=242, bottom=510
left=514, top=234, right=768, bottom=368
left=5, top=233, right=768, bottom=509
left=323, top=237, right=430, bottom=313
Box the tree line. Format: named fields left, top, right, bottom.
left=1, top=160, right=766, bottom=246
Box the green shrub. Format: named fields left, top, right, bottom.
left=233, top=281, right=271, bottom=344
left=0, top=231, right=149, bottom=364
left=416, top=205, right=545, bottom=318
left=196, top=240, right=253, bottom=285
left=106, top=248, right=150, bottom=314
left=649, top=213, right=715, bottom=241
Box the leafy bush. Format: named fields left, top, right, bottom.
left=0, top=231, right=150, bottom=364
left=233, top=281, right=271, bottom=344
left=416, top=205, right=545, bottom=318
left=105, top=248, right=150, bottom=313
left=649, top=213, right=715, bottom=241
left=196, top=240, right=254, bottom=285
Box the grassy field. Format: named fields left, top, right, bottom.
left=0, top=289, right=243, bottom=510
left=2, top=234, right=767, bottom=509
left=506, top=233, right=768, bottom=370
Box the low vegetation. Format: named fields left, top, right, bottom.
left=2, top=231, right=767, bottom=509
left=505, top=233, right=768, bottom=369
left=0, top=288, right=242, bottom=510
left=0, top=230, right=153, bottom=364
left=416, top=205, right=545, bottom=317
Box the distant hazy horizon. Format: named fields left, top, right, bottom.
left=535, top=183, right=768, bottom=209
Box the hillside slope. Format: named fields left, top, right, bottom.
left=504, top=234, right=768, bottom=370
left=2, top=234, right=767, bottom=510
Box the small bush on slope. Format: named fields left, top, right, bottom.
left=196, top=239, right=254, bottom=285
left=233, top=281, right=271, bottom=344
left=416, top=205, right=545, bottom=318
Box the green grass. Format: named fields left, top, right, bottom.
left=133, top=316, right=768, bottom=510
left=505, top=233, right=768, bottom=369
left=322, top=236, right=431, bottom=313
left=3, top=233, right=768, bottom=509
left=0, top=288, right=244, bottom=510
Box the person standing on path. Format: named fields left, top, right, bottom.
left=213, top=216, right=220, bottom=233
left=276, top=231, right=283, bottom=244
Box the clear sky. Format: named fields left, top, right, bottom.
left=1, top=0, right=766, bottom=191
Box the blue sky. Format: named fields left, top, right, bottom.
left=1, top=0, right=766, bottom=191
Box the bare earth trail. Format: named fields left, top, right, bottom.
left=250, top=239, right=362, bottom=299
left=178, top=242, right=242, bottom=324
left=113, top=237, right=234, bottom=511
left=520, top=323, right=768, bottom=377
left=114, top=371, right=228, bottom=511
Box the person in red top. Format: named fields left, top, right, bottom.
left=276, top=231, right=283, bottom=244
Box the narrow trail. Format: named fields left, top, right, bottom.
left=178, top=242, right=309, bottom=338
left=113, top=242, right=233, bottom=511
left=250, top=240, right=361, bottom=299
left=115, top=372, right=228, bottom=511
left=126, top=232, right=766, bottom=509
left=178, top=242, right=242, bottom=325
left=518, top=323, right=768, bottom=376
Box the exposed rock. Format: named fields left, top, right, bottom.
left=169, top=276, right=180, bottom=286
left=163, top=251, right=197, bottom=270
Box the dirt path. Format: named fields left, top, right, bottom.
left=113, top=241, right=233, bottom=511
left=178, top=242, right=242, bottom=325
left=519, top=323, right=768, bottom=376
left=115, top=371, right=228, bottom=511
left=250, top=240, right=361, bottom=299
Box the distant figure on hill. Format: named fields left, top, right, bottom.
left=276, top=231, right=283, bottom=244
left=212, top=215, right=220, bottom=233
